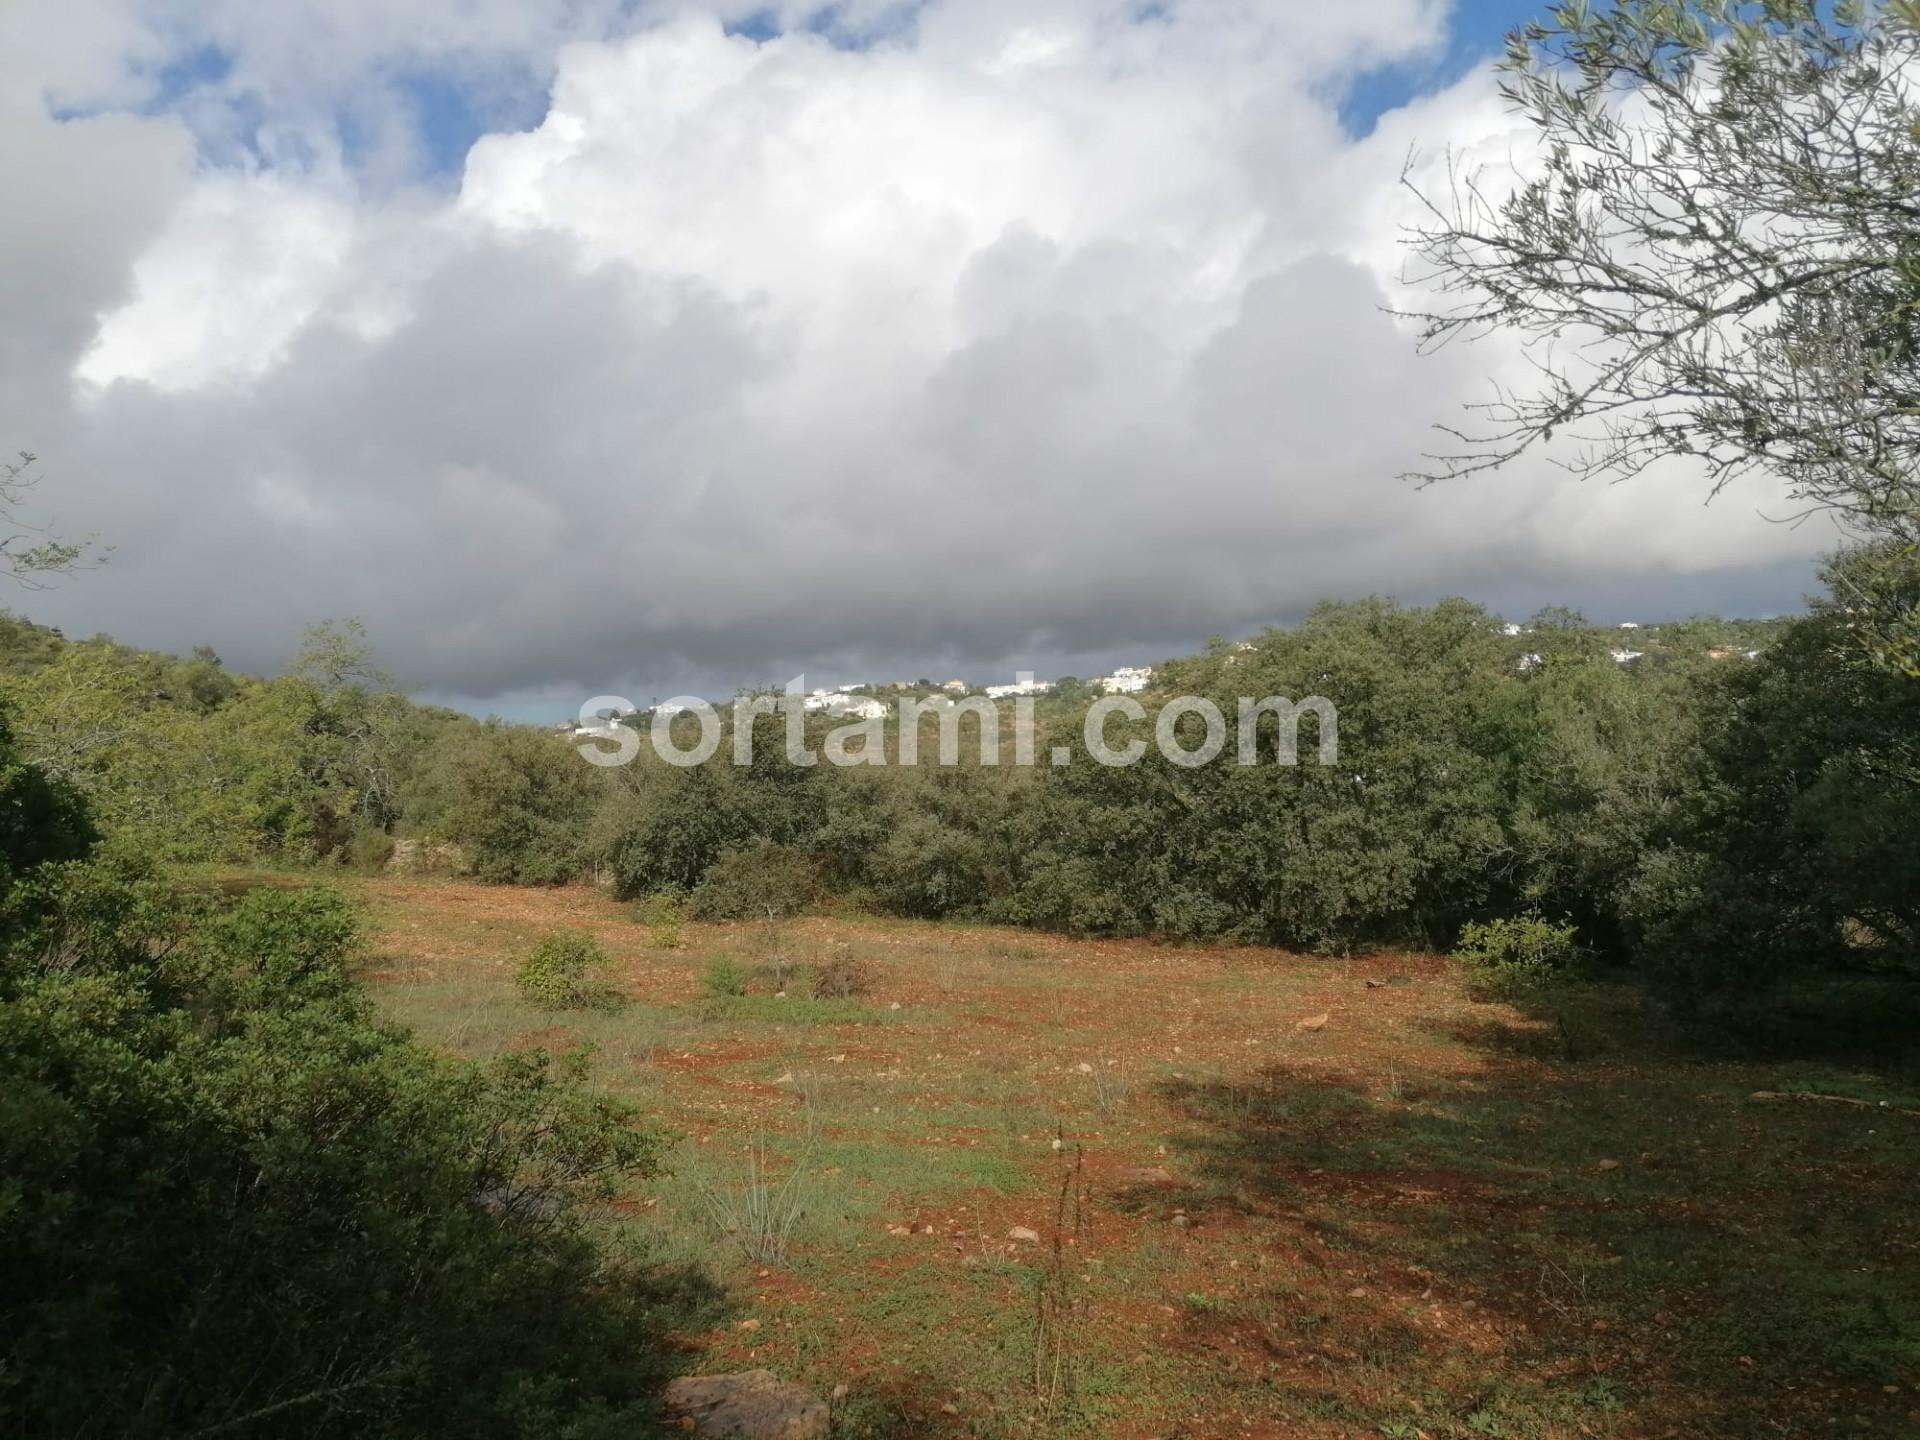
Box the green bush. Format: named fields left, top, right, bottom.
left=434, top=725, right=604, bottom=886
left=701, top=956, right=748, bottom=998
left=515, top=929, right=616, bottom=1010
left=1, top=872, right=680, bottom=1438
left=634, top=889, right=688, bottom=949
left=1455, top=915, right=1584, bottom=995
left=690, top=840, right=818, bottom=921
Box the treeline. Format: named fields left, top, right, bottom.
left=5, top=546, right=1916, bottom=1031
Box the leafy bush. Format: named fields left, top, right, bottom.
left=1, top=873, right=679, bottom=1438
left=515, top=929, right=617, bottom=1010
left=690, top=839, right=818, bottom=921
left=634, top=889, right=688, bottom=949
left=1455, top=915, right=1583, bottom=995
left=701, top=956, right=748, bottom=998
left=433, top=725, right=604, bottom=886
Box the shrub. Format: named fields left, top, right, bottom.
left=701, top=956, right=748, bottom=998
left=809, top=946, right=876, bottom=1000
left=435, top=725, right=603, bottom=886
left=690, top=840, right=818, bottom=921
left=634, top=890, right=688, bottom=949
left=341, top=825, right=397, bottom=874
left=2, top=875, right=678, bottom=1438
left=515, top=929, right=616, bottom=1010
left=1455, top=915, right=1583, bottom=996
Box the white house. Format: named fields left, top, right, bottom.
left=1099, top=666, right=1152, bottom=695
left=802, top=690, right=888, bottom=719
left=1610, top=648, right=1645, bottom=664
left=984, top=678, right=1051, bottom=700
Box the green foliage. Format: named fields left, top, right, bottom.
left=634, top=889, right=688, bottom=948
left=514, top=929, right=617, bottom=1010
left=1, top=862, right=673, bottom=1438
left=0, top=709, right=96, bottom=907
left=1405, top=0, right=1920, bottom=557
left=701, top=956, right=748, bottom=998
left=689, top=838, right=819, bottom=921
left=1619, top=546, right=1920, bottom=1018
left=607, top=717, right=826, bottom=899
left=429, top=723, right=605, bottom=885
left=1455, top=916, right=1584, bottom=996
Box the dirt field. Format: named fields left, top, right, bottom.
left=355, top=876, right=1920, bottom=1439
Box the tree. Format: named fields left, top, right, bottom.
left=1402, top=1, right=1920, bottom=544
left=1620, top=543, right=1920, bottom=1015
left=1, top=452, right=93, bottom=585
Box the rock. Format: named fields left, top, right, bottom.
left=1075, top=1061, right=1094, bottom=1073
left=661, top=1371, right=830, bottom=1440
left=1170, top=1212, right=1192, bottom=1230
left=1296, top=1013, right=1330, bottom=1032
left=1594, top=1158, right=1621, bottom=1172
left=1007, top=1225, right=1041, bottom=1243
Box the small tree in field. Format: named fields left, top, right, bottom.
left=1402, top=2, right=1920, bottom=573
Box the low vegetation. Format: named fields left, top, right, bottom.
left=359, top=877, right=1920, bottom=1438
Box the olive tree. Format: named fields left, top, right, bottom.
left=1, top=452, right=91, bottom=585
left=1402, top=0, right=1920, bottom=544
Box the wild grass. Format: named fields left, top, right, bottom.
left=696, top=1138, right=813, bottom=1266
left=356, top=878, right=1920, bottom=1440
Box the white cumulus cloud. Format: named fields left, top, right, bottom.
left=1, top=0, right=1829, bottom=712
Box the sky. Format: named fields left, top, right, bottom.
left=1, top=0, right=1835, bottom=718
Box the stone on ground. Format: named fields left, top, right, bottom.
left=660, top=1370, right=829, bottom=1439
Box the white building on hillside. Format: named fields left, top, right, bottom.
left=985, top=678, right=1051, bottom=700
left=1099, top=666, right=1152, bottom=694
left=802, top=690, right=888, bottom=719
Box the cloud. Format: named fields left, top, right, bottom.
left=2, top=1, right=1826, bottom=714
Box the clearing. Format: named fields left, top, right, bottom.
left=355, top=876, right=1920, bottom=1439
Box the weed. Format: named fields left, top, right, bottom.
left=698, top=1138, right=812, bottom=1266
left=634, top=890, right=688, bottom=949
left=1088, top=1061, right=1132, bottom=1117
left=1032, top=1140, right=1087, bottom=1423
left=701, top=955, right=748, bottom=998
left=811, top=946, right=876, bottom=1000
